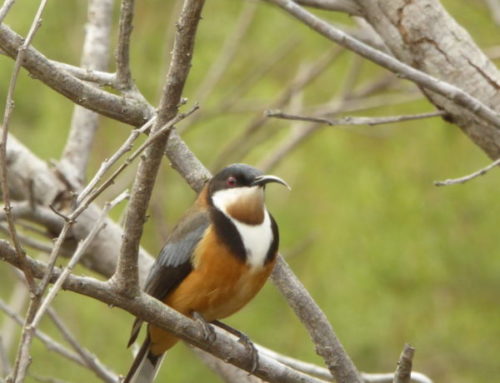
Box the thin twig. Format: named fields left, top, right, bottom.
left=266, top=110, right=445, bottom=127
left=49, top=61, right=116, bottom=86
left=214, top=47, right=344, bottom=168
left=2, top=1, right=50, bottom=378
left=0, top=223, right=52, bottom=254
left=0, top=298, right=86, bottom=370
left=393, top=344, right=415, bottom=383
left=113, top=0, right=205, bottom=296
left=76, top=116, right=157, bottom=205
left=46, top=309, right=118, bottom=383
left=257, top=345, right=432, bottom=383
left=0, top=0, right=49, bottom=292
left=264, top=0, right=500, bottom=129
left=0, top=24, right=155, bottom=126
left=434, top=158, right=500, bottom=186
left=79, top=107, right=197, bottom=210
left=116, top=0, right=135, bottom=90
left=31, top=191, right=129, bottom=328
left=294, top=0, right=362, bottom=15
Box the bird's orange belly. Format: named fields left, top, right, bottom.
left=148, top=230, right=275, bottom=355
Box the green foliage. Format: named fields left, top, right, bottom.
left=1, top=1, right=500, bottom=382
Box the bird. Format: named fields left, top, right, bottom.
left=124, top=163, right=289, bottom=383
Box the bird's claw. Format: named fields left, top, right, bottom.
left=193, top=312, right=216, bottom=344
left=238, top=333, right=259, bottom=373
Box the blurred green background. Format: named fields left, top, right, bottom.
left=1, top=0, right=500, bottom=382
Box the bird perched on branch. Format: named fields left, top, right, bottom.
left=124, top=163, right=289, bottom=383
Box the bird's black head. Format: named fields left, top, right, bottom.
left=207, top=163, right=289, bottom=196
left=207, top=163, right=289, bottom=224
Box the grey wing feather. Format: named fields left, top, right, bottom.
left=127, top=209, right=210, bottom=347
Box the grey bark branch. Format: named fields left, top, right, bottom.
left=113, top=0, right=206, bottom=296
left=264, top=0, right=500, bottom=134
left=434, top=157, right=500, bottom=186
left=352, top=0, right=500, bottom=159
left=271, top=256, right=363, bottom=383
left=0, top=23, right=154, bottom=126
left=46, top=309, right=118, bottom=383
left=266, top=110, right=445, bottom=127
left=115, top=0, right=135, bottom=90
left=294, top=0, right=362, bottom=15
left=393, top=344, right=415, bottom=383
left=0, top=243, right=329, bottom=383
left=0, top=298, right=87, bottom=371
left=0, top=133, right=154, bottom=281
left=60, top=0, right=114, bottom=186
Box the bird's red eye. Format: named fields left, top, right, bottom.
left=226, top=176, right=237, bottom=187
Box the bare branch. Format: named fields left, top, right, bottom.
left=115, top=0, right=135, bottom=90
left=271, top=256, right=363, bottom=383
left=0, top=223, right=52, bottom=254
left=31, top=191, right=129, bottom=328
left=214, top=47, right=344, bottom=168
left=0, top=0, right=50, bottom=293
left=0, top=24, right=154, bottom=126
left=60, top=0, right=114, bottom=185
left=294, top=0, right=362, bottom=15
left=393, top=344, right=415, bottom=383
left=113, top=0, right=206, bottom=296
left=46, top=309, right=118, bottom=383
left=49, top=61, right=115, bottom=86
left=263, top=0, right=500, bottom=129
left=266, top=110, right=445, bottom=127
left=0, top=133, right=153, bottom=280
left=434, top=157, right=500, bottom=186
left=0, top=244, right=332, bottom=383
left=191, top=347, right=265, bottom=383
left=76, top=116, right=157, bottom=205
left=0, top=298, right=86, bottom=373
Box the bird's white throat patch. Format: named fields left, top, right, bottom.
left=212, top=187, right=273, bottom=268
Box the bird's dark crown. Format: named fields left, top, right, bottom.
left=208, top=163, right=263, bottom=195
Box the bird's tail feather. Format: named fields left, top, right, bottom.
left=124, top=337, right=164, bottom=383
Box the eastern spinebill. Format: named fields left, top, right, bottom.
left=124, top=163, right=290, bottom=382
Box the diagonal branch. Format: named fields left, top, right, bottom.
left=0, top=244, right=329, bottom=383
left=0, top=0, right=50, bottom=293
left=266, top=110, right=445, bottom=127
left=46, top=309, right=117, bottom=383
left=271, top=256, right=363, bottom=383
left=294, top=0, right=362, bottom=15
left=0, top=23, right=154, bottom=126
left=263, top=0, right=500, bottom=129
left=113, top=0, right=206, bottom=296
left=434, top=157, right=500, bottom=186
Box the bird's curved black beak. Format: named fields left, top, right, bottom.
left=252, top=175, right=291, bottom=190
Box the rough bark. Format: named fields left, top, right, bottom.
left=354, top=0, right=500, bottom=158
